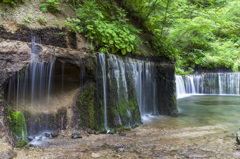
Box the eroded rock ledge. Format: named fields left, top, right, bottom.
left=0, top=37, right=94, bottom=150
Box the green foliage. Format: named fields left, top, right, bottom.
left=16, top=139, right=28, bottom=148
left=108, top=129, right=115, bottom=134
left=6, top=106, right=27, bottom=144
left=169, top=0, right=240, bottom=73
left=22, top=14, right=33, bottom=24
left=121, top=0, right=178, bottom=58
left=1, top=0, right=24, bottom=6
left=38, top=15, right=47, bottom=25
left=40, top=0, right=60, bottom=13
left=65, top=0, right=142, bottom=55
left=122, top=0, right=240, bottom=73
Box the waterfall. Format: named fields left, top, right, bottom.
left=6, top=37, right=56, bottom=135
left=175, top=75, right=186, bottom=98
left=106, top=54, right=158, bottom=123
left=185, top=76, right=196, bottom=94
left=176, top=73, right=240, bottom=98
left=98, top=53, right=108, bottom=129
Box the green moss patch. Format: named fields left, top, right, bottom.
left=6, top=107, right=27, bottom=140
left=77, top=83, right=98, bottom=130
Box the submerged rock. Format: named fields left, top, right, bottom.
left=37, top=137, right=42, bottom=141
left=51, top=132, right=59, bottom=138
left=72, top=132, right=82, bottom=139
left=45, top=133, right=50, bottom=137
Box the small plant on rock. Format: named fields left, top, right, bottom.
left=22, top=14, right=33, bottom=24
left=38, top=15, right=47, bottom=25
left=39, top=0, right=60, bottom=13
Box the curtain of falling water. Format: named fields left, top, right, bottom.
left=6, top=37, right=56, bottom=134
left=106, top=54, right=158, bottom=121
left=98, top=53, right=108, bottom=129
left=176, top=73, right=240, bottom=98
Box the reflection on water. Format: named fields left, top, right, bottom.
left=178, top=95, right=240, bottom=127
left=143, top=95, right=240, bottom=130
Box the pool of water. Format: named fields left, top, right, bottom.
left=143, top=95, right=240, bottom=131
left=178, top=95, right=240, bottom=127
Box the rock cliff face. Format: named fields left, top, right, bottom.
left=0, top=26, right=93, bottom=152
left=0, top=25, right=177, bottom=151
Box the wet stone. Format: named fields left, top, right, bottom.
left=27, top=136, right=34, bottom=141
left=45, top=133, right=50, bottom=137
left=72, top=132, right=82, bottom=139
left=117, top=148, right=125, bottom=152
left=51, top=132, right=59, bottom=138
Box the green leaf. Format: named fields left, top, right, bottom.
left=121, top=49, right=127, bottom=55
left=127, top=46, right=132, bottom=52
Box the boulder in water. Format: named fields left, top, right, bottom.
left=72, top=132, right=82, bottom=139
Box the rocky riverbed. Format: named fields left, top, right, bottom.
left=10, top=115, right=240, bottom=159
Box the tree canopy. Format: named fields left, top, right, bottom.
left=120, top=0, right=240, bottom=74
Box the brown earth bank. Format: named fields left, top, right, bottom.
left=11, top=116, right=240, bottom=159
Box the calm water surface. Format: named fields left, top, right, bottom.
left=178, top=95, right=240, bottom=127
left=144, top=95, right=240, bottom=130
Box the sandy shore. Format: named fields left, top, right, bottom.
left=13, top=116, right=240, bottom=159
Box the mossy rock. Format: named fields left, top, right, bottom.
left=77, top=83, right=104, bottom=130
left=116, top=125, right=131, bottom=132
left=109, top=129, right=116, bottom=134
left=7, top=107, right=27, bottom=139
